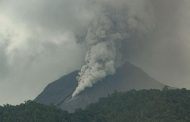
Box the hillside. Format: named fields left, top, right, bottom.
left=35, top=62, right=164, bottom=112
left=0, top=89, right=190, bottom=122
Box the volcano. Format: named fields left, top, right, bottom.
left=35, top=62, right=165, bottom=112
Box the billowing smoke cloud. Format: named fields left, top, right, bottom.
left=73, top=0, right=190, bottom=96
left=72, top=0, right=155, bottom=97
left=0, top=0, right=190, bottom=104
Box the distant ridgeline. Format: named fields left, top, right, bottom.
left=0, top=88, right=190, bottom=122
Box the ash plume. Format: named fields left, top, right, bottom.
left=0, top=0, right=190, bottom=104
left=72, top=0, right=154, bottom=97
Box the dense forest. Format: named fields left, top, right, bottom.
left=0, top=88, right=190, bottom=122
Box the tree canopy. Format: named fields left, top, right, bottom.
left=0, top=88, right=190, bottom=122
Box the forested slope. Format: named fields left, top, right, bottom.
left=1, top=88, right=190, bottom=122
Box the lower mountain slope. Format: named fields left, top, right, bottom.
left=35, top=62, right=165, bottom=112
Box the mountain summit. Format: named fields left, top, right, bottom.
left=35, top=62, right=165, bottom=112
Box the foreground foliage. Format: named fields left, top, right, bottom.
left=0, top=88, right=190, bottom=122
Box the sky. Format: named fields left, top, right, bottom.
left=0, top=0, right=190, bottom=105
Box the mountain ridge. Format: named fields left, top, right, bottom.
left=35, top=62, right=165, bottom=112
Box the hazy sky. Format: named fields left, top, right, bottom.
left=0, top=0, right=190, bottom=105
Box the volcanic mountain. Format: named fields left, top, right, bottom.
left=35, top=62, right=165, bottom=112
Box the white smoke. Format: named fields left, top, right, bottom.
left=0, top=0, right=190, bottom=104
left=72, top=0, right=155, bottom=97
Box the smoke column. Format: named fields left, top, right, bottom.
left=0, top=0, right=189, bottom=104
left=72, top=0, right=154, bottom=97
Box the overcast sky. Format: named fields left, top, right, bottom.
left=0, top=0, right=190, bottom=105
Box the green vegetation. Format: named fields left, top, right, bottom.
left=1, top=88, right=190, bottom=122
left=0, top=101, right=70, bottom=122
